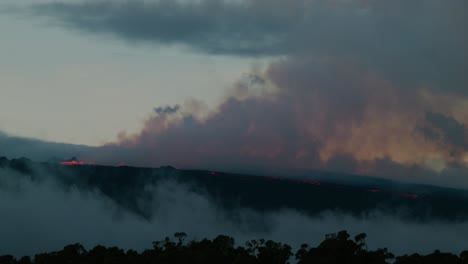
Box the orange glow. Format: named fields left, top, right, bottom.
left=399, top=193, right=419, bottom=199
left=302, top=180, right=321, bottom=186
left=118, top=162, right=127, bottom=167
left=60, top=160, right=94, bottom=166
left=60, top=160, right=85, bottom=166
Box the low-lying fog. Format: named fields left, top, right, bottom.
left=1, top=166, right=467, bottom=257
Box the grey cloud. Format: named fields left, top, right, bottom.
left=0, top=132, right=94, bottom=162
left=31, top=0, right=468, bottom=94
left=424, top=112, right=468, bottom=149
left=3, top=0, right=468, bottom=191
left=32, top=0, right=289, bottom=55
left=103, top=56, right=468, bottom=188
left=109, top=95, right=322, bottom=171
left=1, top=56, right=468, bottom=189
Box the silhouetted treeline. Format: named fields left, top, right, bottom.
left=1, top=231, right=467, bottom=264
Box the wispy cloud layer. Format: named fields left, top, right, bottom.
left=1, top=165, right=468, bottom=257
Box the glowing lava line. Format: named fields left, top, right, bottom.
left=60, top=160, right=85, bottom=166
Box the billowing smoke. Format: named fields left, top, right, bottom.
left=1, top=165, right=468, bottom=257
left=419, top=112, right=468, bottom=154
left=2, top=0, right=467, bottom=188
left=91, top=56, right=468, bottom=189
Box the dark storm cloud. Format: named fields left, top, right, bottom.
left=31, top=0, right=468, bottom=94
left=423, top=112, right=468, bottom=150
left=32, top=0, right=290, bottom=55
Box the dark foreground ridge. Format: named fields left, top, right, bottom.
left=2, top=156, right=468, bottom=222
left=1, top=231, right=467, bottom=264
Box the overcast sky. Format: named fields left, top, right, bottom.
left=0, top=0, right=265, bottom=145
left=1, top=0, right=467, bottom=188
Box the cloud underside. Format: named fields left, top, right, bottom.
left=33, top=0, right=467, bottom=94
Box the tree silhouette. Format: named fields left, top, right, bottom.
left=0, top=231, right=465, bottom=264
left=295, top=230, right=393, bottom=264
left=395, top=250, right=460, bottom=264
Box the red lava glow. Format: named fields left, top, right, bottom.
left=302, top=180, right=321, bottom=186
left=60, top=160, right=85, bottom=166
left=400, top=193, right=419, bottom=199
left=118, top=162, right=127, bottom=167
left=209, top=171, right=218, bottom=175
left=368, top=189, right=382, bottom=193
left=60, top=160, right=95, bottom=166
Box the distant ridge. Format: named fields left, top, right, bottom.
left=1, top=156, right=468, bottom=222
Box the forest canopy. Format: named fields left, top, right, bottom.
left=1, top=231, right=466, bottom=264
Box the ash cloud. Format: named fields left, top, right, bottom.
left=419, top=112, right=468, bottom=154
left=2, top=0, right=466, bottom=188
left=1, top=165, right=468, bottom=257
left=97, top=57, right=468, bottom=189
left=1, top=57, right=468, bottom=188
